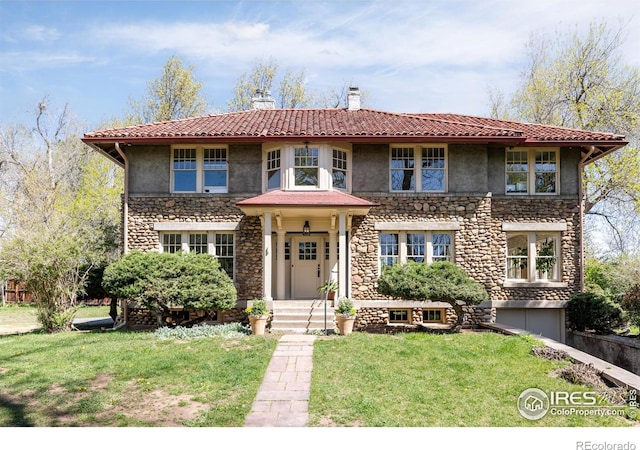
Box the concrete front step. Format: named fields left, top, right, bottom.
left=271, top=300, right=336, bottom=333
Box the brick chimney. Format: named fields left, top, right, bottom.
left=252, top=89, right=276, bottom=110
left=347, top=87, right=361, bottom=111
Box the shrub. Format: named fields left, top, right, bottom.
left=377, top=261, right=488, bottom=331
left=566, top=292, right=625, bottom=334
left=102, top=251, right=237, bottom=314
left=154, top=323, right=250, bottom=340
left=620, top=284, right=640, bottom=328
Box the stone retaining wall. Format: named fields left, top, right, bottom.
left=567, top=331, right=640, bottom=375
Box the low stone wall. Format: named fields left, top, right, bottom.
left=566, top=331, right=640, bottom=376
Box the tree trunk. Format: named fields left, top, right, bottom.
left=451, top=301, right=465, bottom=333
left=109, top=296, right=118, bottom=322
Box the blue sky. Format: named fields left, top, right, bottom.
left=1, top=0, right=639, bottom=130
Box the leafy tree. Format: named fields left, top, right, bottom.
left=376, top=261, right=488, bottom=332
left=0, top=99, right=121, bottom=331
left=128, top=56, right=209, bottom=122
left=102, top=251, right=237, bottom=325
left=226, top=57, right=313, bottom=111
left=489, top=20, right=640, bottom=249
left=620, top=284, right=640, bottom=329
left=584, top=254, right=640, bottom=302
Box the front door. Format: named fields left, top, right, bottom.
left=292, top=236, right=322, bottom=299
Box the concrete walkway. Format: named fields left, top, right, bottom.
left=244, top=334, right=317, bottom=427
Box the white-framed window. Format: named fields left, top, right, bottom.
left=171, top=145, right=228, bottom=193
left=390, top=144, right=447, bottom=192
left=332, top=149, right=348, bottom=190
left=266, top=149, right=281, bottom=190
left=506, top=232, right=560, bottom=282
left=379, top=231, right=454, bottom=270
left=160, top=231, right=235, bottom=280
left=294, top=146, right=319, bottom=187
left=505, top=148, right=559, bottom=195
left=262, top=143, right=351, bottom=192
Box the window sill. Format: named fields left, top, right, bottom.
left=503, top=280, right=568, bottom=288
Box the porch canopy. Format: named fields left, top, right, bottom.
left=237, top=190, right=378, bottom=300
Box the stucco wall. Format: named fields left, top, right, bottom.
left=128, top=145, right=171, bottom=194
left=448, top=144, right=487, bottom=192
left=352, top=144, right=389, bottom=192
left=229, top=144, right=262, bottom=194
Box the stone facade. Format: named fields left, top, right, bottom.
left=350, top=192, right=581, bottom=303
left=123, top=191, right=580, bottom=332
left=127, top=194, right=263, bottom=301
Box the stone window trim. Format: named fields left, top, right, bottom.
left=170, top=145, right=228, bottom=194
left=389, top=144, right=448, bottom=193
left=262, top=142, right=352, bottom=192
left=502, top=222, right=568, bottom=288
left=505, top=147, right=560, bottom=196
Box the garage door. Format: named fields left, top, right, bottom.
left=495, top=308, right=564, bottom=342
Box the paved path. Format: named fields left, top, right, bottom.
left=244, top=334, right=316, bottom=427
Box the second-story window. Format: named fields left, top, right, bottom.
left=294, top=146, right=319, bottom=187
left=203, top=148, right=227, bottom=193
left=332, top=149, right=348, bottom=190
left=171, top=145, right=228, bottom=193
left=266, top=149, right=281, bottom=190
left=173, top=148, right=197, bottom=192
left=506, top=148, right=558, bottom=195
left=390, top=145, right=447, bottom=192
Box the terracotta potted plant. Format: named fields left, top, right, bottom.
left=335, top=297, right=357, bottom=335
left=246, top=298, right=269, bottom=335
left=319, top=279, right=339, bottom=300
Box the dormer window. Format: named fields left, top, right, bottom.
left=263, top=143, right=351, bottom=192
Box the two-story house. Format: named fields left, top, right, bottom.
left=82, top=88, right=627, bottom=341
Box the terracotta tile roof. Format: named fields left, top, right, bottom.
left=236, top=190, right=378, bottom=208
left=411, top=113, right=626, bottom=143
left=82, top=108, right=627, bottom=166
left=84, top=108, right=526, bottom=140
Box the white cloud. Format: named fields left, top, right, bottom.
left=24, top=25, right=60, bottom=42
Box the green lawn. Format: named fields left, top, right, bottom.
left=0, top=308, right=636, bottom=427
left=0, top=305, right=113, bottom=335
left=309, top=332, right=636, bottom=427
left=0, top=329, right=278, bottom=426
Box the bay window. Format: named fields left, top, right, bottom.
left=263, top=144, right=351, bottom=192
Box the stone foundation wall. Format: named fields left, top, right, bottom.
left=352, top=302, right=497, bottom=332
left=124, top=303, right=251, bottom=331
